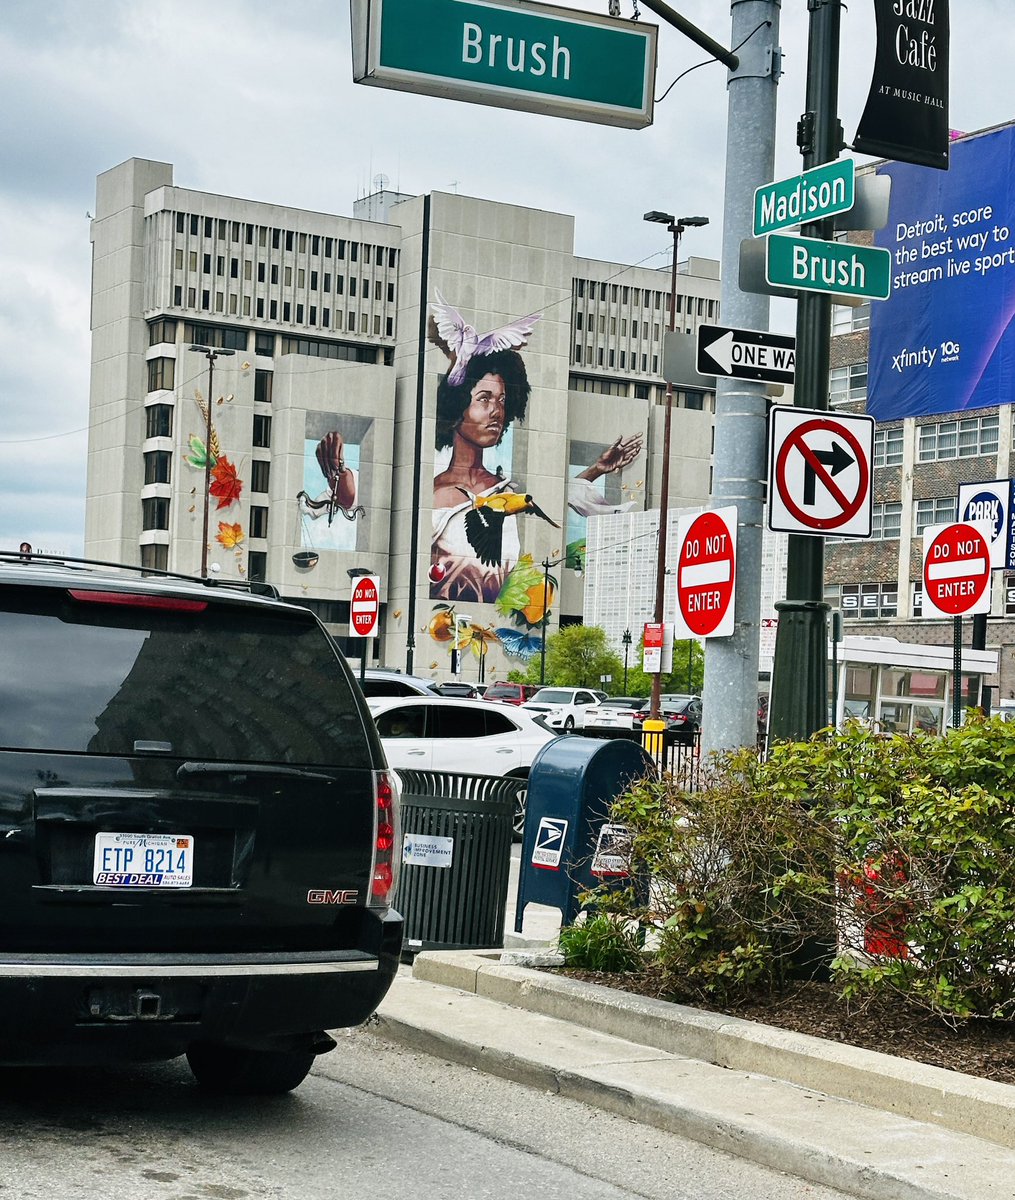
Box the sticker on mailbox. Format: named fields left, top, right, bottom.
left=532, top=817, right=568, bottom=870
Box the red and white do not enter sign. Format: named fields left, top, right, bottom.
left=349, top=574, right=381, bottom=638
left=674, top=507, right=737, bottom=639
left=921, top=522, right=992, bottom=618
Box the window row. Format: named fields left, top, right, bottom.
left=173, top=250, right=395, bottom=302
left=828, top=362, right=868, bottom=406
left=173, top=212, right=397, bottom=269
left=171, top=285, right=395, bottom=334
left=574, top=345, right=660, bottom=372
left=917, top=413, right=998, bottom=461
left=575, top=313, right=663, bottom=339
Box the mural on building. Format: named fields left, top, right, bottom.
left=186, top=395, right=245, bottom=561
left=428, top=292, right=546, bottom=606
left=566, top=435, right=645, bottom=571
left=296, top=414, right=370, bottom=552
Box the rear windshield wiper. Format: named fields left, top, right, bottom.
left=176, top=762, right=337, bottom=783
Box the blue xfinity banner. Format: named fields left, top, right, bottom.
left=868, top=124, right=1015, bottom=421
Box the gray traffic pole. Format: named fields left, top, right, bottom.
left=702, top=0, right=783, bottom=756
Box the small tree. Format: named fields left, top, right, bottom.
left=525, top=625, right=623, bottom=689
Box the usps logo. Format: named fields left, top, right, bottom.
left=532, top=817, right=568, bottom=870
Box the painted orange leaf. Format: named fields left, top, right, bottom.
left=216, top=522, right=244, bottom=548
left=209, top=455, right=243, bottom=509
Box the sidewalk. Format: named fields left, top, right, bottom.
left=373, top=853, right=1015, bottom=1200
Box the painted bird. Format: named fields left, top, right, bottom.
left=455, top=486, right=560, bottom=566
left=430, top=290, right=541, bottom=386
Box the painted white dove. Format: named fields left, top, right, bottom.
left=430, top=289, right=541, bottom=385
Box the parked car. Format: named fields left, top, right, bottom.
left=0, top=552, right=401, bottom=1092
left=583, top=696, right=650, bottom=739
left=369, top=696, right=557, bottom=838
left=361, top=667, right=442, bottom=699
left=483, top=681, right=541, bottom=706
left=521, top=686, right=605, bottom=731
left=584, top=695, right=702, bottom=744
left=433, top=681, right=480, bottom=699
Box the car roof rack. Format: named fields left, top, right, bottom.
left=0, top=550, right=280, bottom=599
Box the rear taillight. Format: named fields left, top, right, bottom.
left=69, top=589, right=207, bottom=612
left=633, top=711, right=650, bottom=720
left=370, top=770, right=401, bottom=906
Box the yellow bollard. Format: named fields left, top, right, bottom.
left=641, top=718, right=666, bottom=762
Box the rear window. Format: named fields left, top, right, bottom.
left=0, top=586, right=370, bottom=766
left=485, top=685, right=518, bottom=699
left=601, top=698, right=647, bottom=709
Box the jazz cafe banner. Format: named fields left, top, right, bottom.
left=853, top=0, right=950, bottom=171
left=867, top=123, right=1015, bottom=422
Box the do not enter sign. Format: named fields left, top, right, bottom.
left=349, top=574, right=381, bottom=638
left=673, top=507, right=737, bottom=639
left=921, top=523, right=992, bottom=618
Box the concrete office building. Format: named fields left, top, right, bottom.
left=86, top=158, right=719, bottom=681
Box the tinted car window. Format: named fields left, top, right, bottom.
left=0, top=588, right=369, bottom=766
left=484, top=685, right=517, bottom=700
left=375, top=704, right=430, bottom=738
left=431, top=705, right=491, bottom=739
left=482, top=709, right=519, bottom=736
left=362, top=678, right=418, bottom=697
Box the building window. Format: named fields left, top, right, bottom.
left=278, top=336, right=375, bottom=363
left=1004, top=576, right=1015, bottom=617
left=915, top=496, right=957, bottom=535
left=249, top=506, right=269, bottom=539
left=248, top=551, right=267, bottom=582
left=141, top=497, right=170, bottom=531
left=146, top=357, right=175, bottom=392
left=143, top=450, right=171, bottom=485
left=250, top=460, right=270, bottom=493
left=140, top=543, right=168, bottom=572
left=839, top=582, right=898, bottom=619
left=829, top=362, right=868, bottom=406
left=873, top=425, right=903, bottom=468
left=871, top=502, right=902, bottom=539
left=148, top=318, right=177, bottom=346
left=252, top=414, right=271, bottom=447
left=255, top=331, right=274, bottom=356
left=145, top=404, right=173, bottom=439
left=254, top=369, right=273, bottom=404
left=183, top=323, right=247, bottom=351
left=918, top=413, right=999, bottom=461
left=832, top=302, right=870, bottom=334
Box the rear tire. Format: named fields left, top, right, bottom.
left=563, top=715, right=575, bottom=732
left=186, top=1042, right=316, bottom=1095
left=507, top=772, right=529, bottom=842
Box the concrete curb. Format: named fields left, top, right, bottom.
left=410, top=948, right=1015, bottom=1151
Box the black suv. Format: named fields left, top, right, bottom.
left=0, top=554, right=401, bottom=1092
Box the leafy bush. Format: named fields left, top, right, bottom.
left=573, top=715, right=1015, bottom=1019
left=557, top=913, right=644, bottom=973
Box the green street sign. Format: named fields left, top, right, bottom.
left=754, top=159, right=855, bottom=237
left=765, top=233, right=892, bottom=301
left=350, top=0, right=657, bottom=128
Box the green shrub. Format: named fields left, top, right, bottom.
left=587, top=715, right=1015, bottom=1019
left=557, top=913, right=644, bottom=973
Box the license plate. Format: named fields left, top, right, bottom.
left=93, top=832, right=194, bottom=888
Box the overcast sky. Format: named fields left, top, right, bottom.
left=1, top=0, right=1011, bottom=556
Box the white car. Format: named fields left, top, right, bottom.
left=368, top=696, right=559, bottom=838
left=582, top=696, right=651, bottom=738
left=520, top=687, right=606, bottom=732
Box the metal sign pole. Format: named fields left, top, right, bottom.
left=953, top=617, right=962, bottom=729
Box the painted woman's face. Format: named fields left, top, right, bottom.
left=456, top=373, right=506, bottom=447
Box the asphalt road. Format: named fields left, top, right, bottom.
left=0, top=1026, right=850, bottom=1200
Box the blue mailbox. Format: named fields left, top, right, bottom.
left=515, top=736, right=655, bottom=932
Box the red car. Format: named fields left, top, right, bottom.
left=483, top=681, right=540, bottom=706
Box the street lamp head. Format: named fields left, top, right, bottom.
left=677, top=216, right=709, bottom=228
left=643, top=210, right=674, bottom=225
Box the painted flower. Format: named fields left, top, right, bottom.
left=216, top=522, right=244, bottom=548
left=209, top=456, right=243, bottom=509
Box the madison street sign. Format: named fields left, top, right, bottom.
left=754, top=159, right=855, bottom=237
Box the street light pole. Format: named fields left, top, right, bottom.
left=188, top=345, right=235, bottom=578
left=622, top=628, right=632, bottom=693
left=642, top=213, right=708, bottom=718
left=538, top=555, right=564, bottom=686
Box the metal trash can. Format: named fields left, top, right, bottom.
left=394, top=770, right=516, bottom=958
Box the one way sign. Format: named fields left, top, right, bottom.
left=696, top=324, right=795, bottom=385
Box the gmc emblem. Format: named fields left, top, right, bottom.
left=307, top=889, right=359, bottom=905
